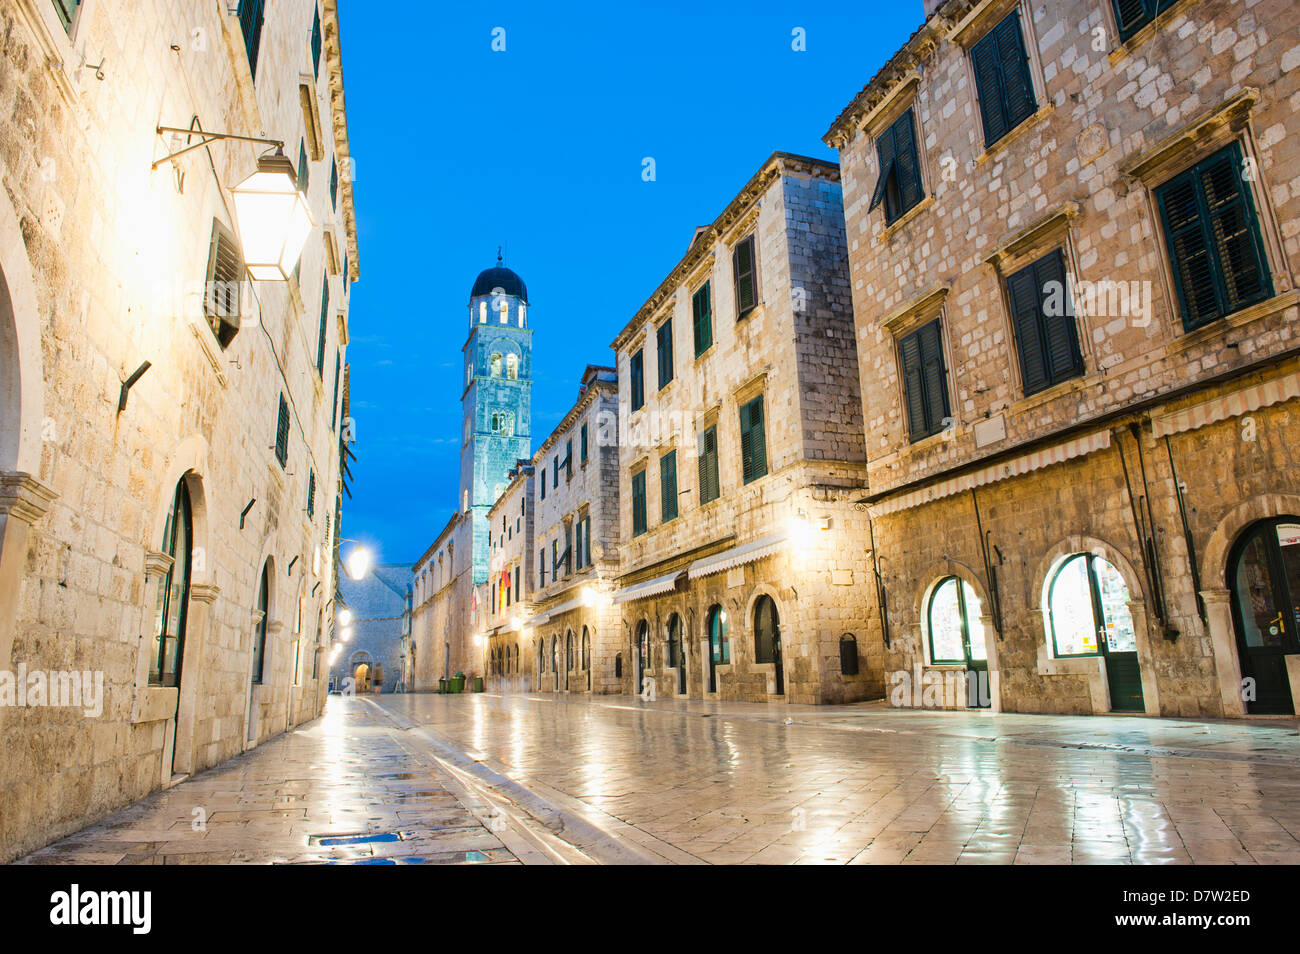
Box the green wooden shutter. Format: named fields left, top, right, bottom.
left=733, top=236, right=757, bottom=318
left=740, top=396, right=768, bottom=483
left=275, top=393, right=290, bottom=467
left=1158, top=171, right=1220, bottom=329
left=317, top=277, right=329, bottom=375
left=53, top=0, right=79, bottom=31
left=311, top=6, right=323, bottom=78
left=331, top=350, right=340, bottom=429
left=890, top=109, right=924, bottom=218
left=1007, top=264, right=1050, bottom=394
left=919, top=322, right=950, bottom=434
left=693, top=283, right=712, bottom=356
left=1199, top=148, right=1270, bottom=312
left=660, top=451, right=678, bottom=522
left=298, top=141, right=309, bottom=192
left=1036, top=250, right=1084, bottom=383
left=1113, top=0, right=1150, bottom=37
left=996, top=13, right=1037, bottom=132
left=657, top=319, right=673, bottom=388
left=630, top=350, right=644, bottom=410
left=868, top=120, right=899, bottom=215
left=580, top=421, right=588, bottom=462
left=699, top=425, right=719, bottom=504
left=632, top=471, right=647, bottom=536
left=329, top=158, right=338, bottom=210
left=971, top=28, right=1008, bottom=146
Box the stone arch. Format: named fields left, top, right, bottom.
left=916, top=558, right=1003, bottom=710
left=1201, top=493, right=1300, bottom=589
left=1033, top=532, right=1159, bottom=715
left=0, top=182, right=47, bottom=475
left=150, top=435, right=214, bottom=585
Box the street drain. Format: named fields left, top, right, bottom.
left=311, top=831, right=405, bottom=847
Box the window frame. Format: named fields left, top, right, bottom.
left=656, top=317, right=674, bottom=390
left=692, top=281, right=713, bottom=356
left=969, top=9, right=1039, bottom=149
left=732, top=233, right=759, bottom=321
left=869, top=107, right=926, bottom=225
left=1004, top=248, right=1085, bottom=396
left=738, top=394, right=768, bottom=484
left=631, top=469, right=648, bottom=537
left=896, top=317, right=952, bottom=444
left=659, top=449, right=678, bottom=523
left=629, top=349, right=645, bottom=412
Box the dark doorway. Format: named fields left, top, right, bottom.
left=1229, top=518, right=1300, bottom=715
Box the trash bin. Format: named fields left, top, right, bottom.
left=449, top=676, right=465, bottom=693
left=472, top=677, right=484, bottom=693
left=438, top=677, right=447, bottom=693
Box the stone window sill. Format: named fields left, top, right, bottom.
left=975, top=103, right=1055, bottom=168
left=877, top=195, right=936, bottom=246
left=1162, top=289, right=1300, bottom=357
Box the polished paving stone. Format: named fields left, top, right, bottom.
left=16, top=701, right=519, bottom=866
left=375, top=691, right=1300, bottom=865
left=17, top=692, right=1300, bottom=864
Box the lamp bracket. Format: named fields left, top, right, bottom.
left=152, top=126, right=285, bottom=171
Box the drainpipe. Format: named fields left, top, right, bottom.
left=970, top=487, right=1005, bottom=640
left=864, top=509, right=891, bottom=649
left=1115, top=426, right=1179, bottom=641
left=1163, top=434, right=1207, bottom=627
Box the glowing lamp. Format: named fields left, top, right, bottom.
left=230, top=150, right=314, bottom=281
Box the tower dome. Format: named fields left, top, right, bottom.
left=470, top=255, right=528, bottom=304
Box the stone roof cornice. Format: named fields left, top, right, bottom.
left=322, top=0, right=360, bottom=282
left=534, top=377, right=618, bottom=461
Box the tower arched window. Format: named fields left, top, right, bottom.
left=519, top=304, right=526, bottom=327
left=506, top=353, right=518, bottom=379
left=499, top=300, right=509, bottom=324
left=479, top=301, right=487, bottom=323
left=490, top=353, right=502, bottom=377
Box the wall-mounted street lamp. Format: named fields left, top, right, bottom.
left=153, top=125, right=314, bottom=282
left=337, top=539, right=374, bottom=581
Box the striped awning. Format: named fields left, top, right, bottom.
left=1152, top=371, right=1300, bottom=439
left=612, top=570, right=685, bottom=604
left=688, top=529, right=791, bottom=579
left=869, top=430, right=1112, bottom=518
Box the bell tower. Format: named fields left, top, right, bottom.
left=461, top=253, right=532, bottom=584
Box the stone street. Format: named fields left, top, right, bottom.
left=19, top=693, right=1300, bottom=865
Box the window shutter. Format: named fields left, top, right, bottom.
left=580, top=421, right=588, bottom=461
left=698, top=425, right=719, bottom=504
left=307, top=469, right=316, bottom=520
left=204, top=221, right=243, bottom=348
left=919, top=323, right=950, bottom=434
left=657, top=320, right=673, bottom=388
left=331, top=351, right=341, bottom=429
left=317, top=277, right=329, bottom=375
left=971, top=30, right=1008, bottom=146
left=693, top=283, right=712, bottom=355
left=868, top=121, right=898, bottom=214
left=1158, top=171, right=1219, bottom=329
left=329, top=158, right=339, bottom=209
left=238, top=0, right=266, bottom=78
left=632, top=471, right=647, bottom=535
left=630, top=350, right=644, bottom=410
left=1006, top=265, right=1050, bottom=395
left=899, top=330, right=928, bottom=440
left=995, top=13, right=1037, bottom=132
left=275, top=393, right=290, bottom=468
left=1113, top=0, right=1150, bottom=37
left=1200, top=149, right=1270, bottom=313
left=311, top=6, right=323, bottom=78
left=1035, top=250, right=1084, bottom=383
left=892, top=110, right=924, bottom=215
left=298, top=140, right=309, bottom=192
left=660, top=451, right=677, bottom=522
left=733, top=235, right=757, bottom=318
left=740, top=396, right=767, bottom=483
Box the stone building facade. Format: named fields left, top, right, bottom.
left=517, top=365, right=622, bottom=695
left=0, top=0, right=359, bottom=861
left=608, top=153, right=882, bottom=706
left=331, top=563, right=411, bottom=693
left=409, top=512, right=479, bottom=690
left=484, top=460, right=534, bottom=691
left=825, top=0, right=1300, bottom=716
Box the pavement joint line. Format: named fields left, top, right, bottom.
left=477, top=692, right=1300, bottom=768
left=362, top=698, right=697, bottom=865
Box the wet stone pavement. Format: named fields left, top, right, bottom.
left=18, top=692, right=1300, bottom=864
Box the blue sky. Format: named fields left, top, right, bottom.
left=339, top=1, right=921, bottom=565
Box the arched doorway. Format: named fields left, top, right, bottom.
left=354, top=663, right=371, bottom=693
left=635, top=619, right=649, bottom=695
left=251, top=562, right=270, bottom=686
left=536, top=638, right=544, bottom=691
left=151, top=480, right=194, bottom=689
left=706, top=605, right=729, bottom=693
left=753, top=595, right=783, bottom=696
left=550, top=634, right=559, bottom=692
left=666, top=613, right=684, bottom=696
left=564, top=629, right=573, bottom=691
left=1046, top=553, right=1143, bottom=712
left=1228, top=518, right=1300, bottom=714
left=927, top=576, right=990, bottom=708
left=581, top=627, right=591, bottom=691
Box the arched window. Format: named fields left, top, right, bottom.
left=753, top=595, right=779, bottom=664
left=537, top=639, right=545, bottom=673
left=927, top=576, right=988, bottom=666
left=506, top=353, right=519, bottom=379
left=566, top=630, right=574, bottom=672
left=499, top=299, right=509, bottom=324
left=150, top=479, right=193, bottom=687
left=251, top=561, right=270, bottom=684
left=707, top=604, right=730, bottom=664
left=581, top=627, right=590, bottom=669
left=666, top=613, right=682, bottom=668
left=519, top=304, right=527, bottom=327
left=840, top=634, right=859, bottom=676
left=615, top=652, right=623, bottom=679
left=1047, top=554, right=1137, bottom=657
left=490, top=353, right=502, bottom=377
left=550, top=634, right=558, bottom=673
left=479, top=301, right=487, bottom=323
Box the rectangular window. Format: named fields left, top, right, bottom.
left=307, top=469, right=316, bottom=520
left=698, top=424, right=720, bottom=505
left=574, top=519, right=585, bottom=570
left=52, top=0, right=79, bottom=32
left=898, top=319, right=951, bottom=443
left=971, top=11, right=1038, bottom=148
left=552, top=539, right=559, bottom=579
left=203, top=220, right=243, bottom=349
left=238, top=0, right=266, bottom=79
left=514, top=565, right=520, bottom=599
left=311, top=5, right=323, bottom=78
left=1005, top=249, right=1085, bottom=396
left=553, top=455, right=559, bottom=489
left=540, top=473, right=546, bottom=501
left=298, top=141, right=310, bottom=193
left=275, top=393, right=290, bottom=468
left=1155, top=142, right=1273, bottom=332
left=732, top=234, right=758, bottom=320
left=1112, top=0, right=1181, bottom=41
left=656, top=318, right=674, bottom=389
left=582, top=515, right=591, bottom=566
left=868, top=107, right=925, bottom=224
left=630, top=349, right=645, bottom=411
left=660, top=450, right=678, bottom=523
left=565, top=439, right=573, bottom=480
left=580, top=421, right=588, bottom=462
left=564, top=522, right=573, bottom=574
left=539, top=548, right=546, bottom=587
left=739, top=395, right=768, bottom=484
left=632, top=470, right=647, bottom=536
left=329, top=157, right=339, bottom=210
left=692, top=281, right=713, bottom=356
left=317, top=277, right=329, bottom=375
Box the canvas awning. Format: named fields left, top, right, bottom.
left=687, top=529, right=791, bottom=580
left=1151, top=370, right=1300, bottom=439
left=869, top=430, right=1112, bottom=518
left=612, top=570, right=686, bottom=604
